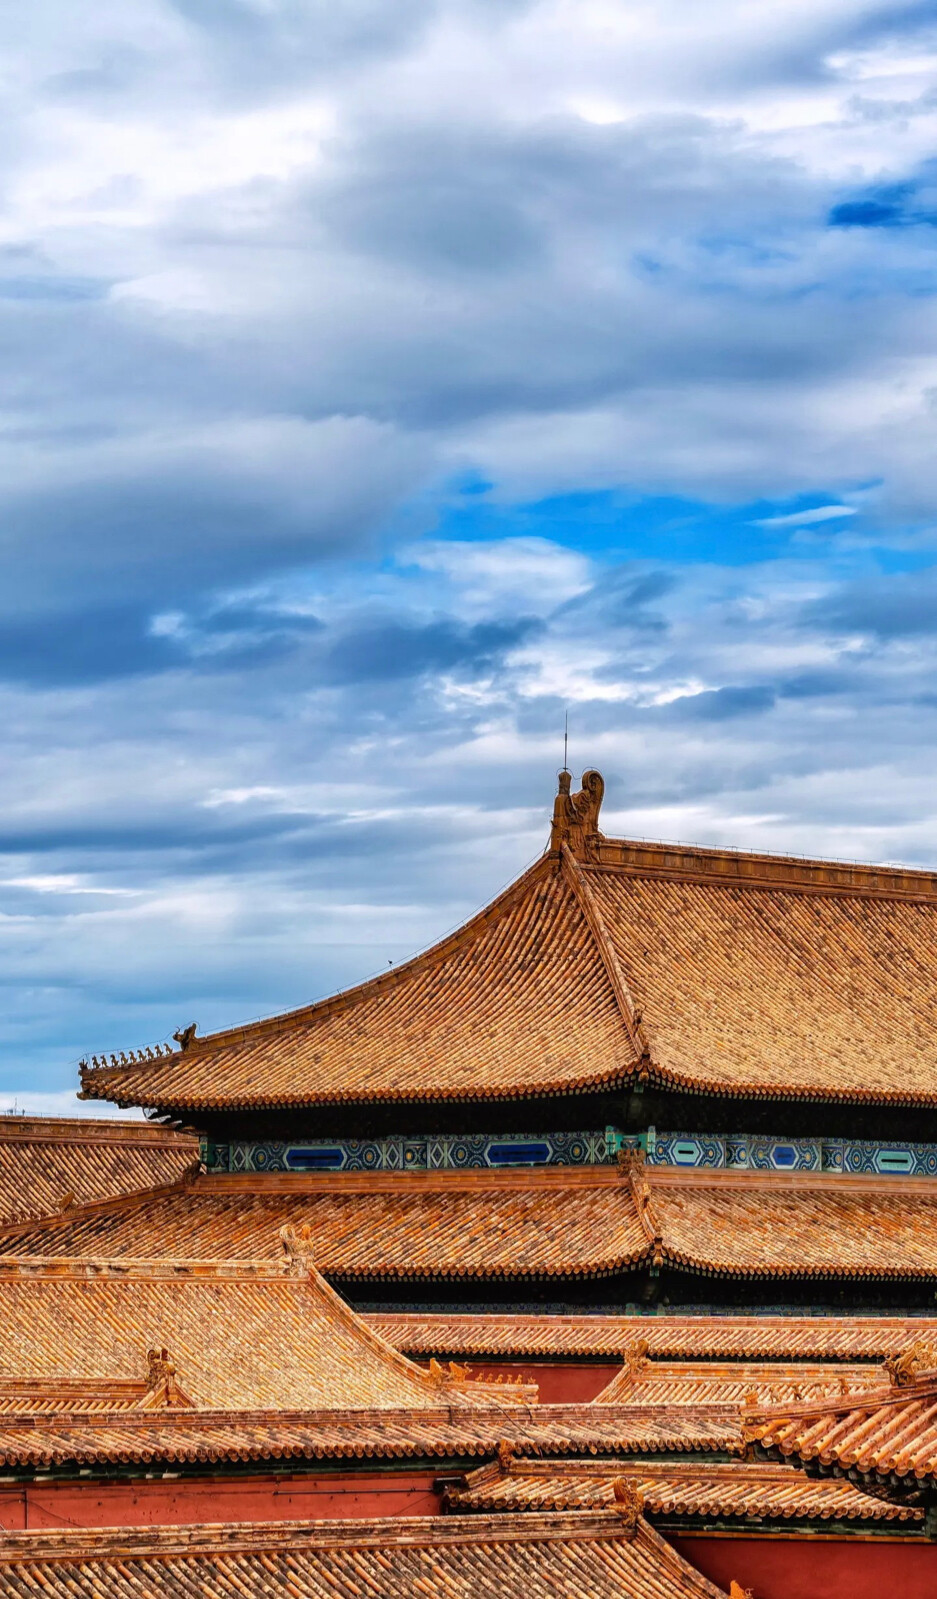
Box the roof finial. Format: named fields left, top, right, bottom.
left=563, top=710, right=569, bottom=774
left=550, top=767, right=605, bottom=858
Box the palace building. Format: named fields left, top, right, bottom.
left=1, top=769, right=937, bottom=1596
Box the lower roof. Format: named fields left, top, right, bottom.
left=0, top=1116, right=196, bottom=1227
left=0, top=1511, right=729, bottom=1599
left=744, top=1370, right=937, bottom=1490
left=0, top=1402, right=738, bottom=1471
left=593, top=1358, right=883, bottom=1407
left=7, top=1166, right=937, bottom=1283
left=366, top=1312, right=937, bottom=1361
left=0, top=1257, right=524, bottom=1414
left=447, top=1455, right=922, bottom=1525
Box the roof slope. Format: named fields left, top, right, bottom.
left=8, top=1166, right=937, bottom=1283
left=447, top=1456, right=921, bottom=1524
left=79, top=856, right=638, bottom=1111
left=0, top=1512, right=730, bottom=1599
left=75, top=769, right=937, bottom=1114
left=585, top=858, right=937, bottom=1104
left=0, top=1256, right=529, bottom=1412
left=0, top=1117, right=196, bottom=1225
left=0, top=1169, right=649, bottom=1278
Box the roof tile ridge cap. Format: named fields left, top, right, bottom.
left=588, top=835, right=937, bottom=899
left=125, top=854, right=557, bottom=1061
left=740, top=1381, right=895, bottom=1433
left=0, top=1509, right=634, bottom=1562
left=618, top=1151, right=665, bottom=1269
left=560, top=844, right=650, bottom=1065
left=0, top=1255, right=280, bottom=1281
left=278, top=1231, right=476, bottom=1402
left=0, top=1118, right=193, bottom=1146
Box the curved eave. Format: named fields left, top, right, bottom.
left=645, top=1062, right=937, bottom=1111
left=81, top=1054, right=937, bottom=1115
left=79, top=1061, right=639, bottom=1114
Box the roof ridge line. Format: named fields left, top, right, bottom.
left=585, top=837, right=937, bottom=903
left=0, top=1508, right=645, bottom=1561
left=560, top=845, right=649, bottom=1066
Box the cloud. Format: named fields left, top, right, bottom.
left=2, top=0, right=937, bottom=1098
left=0, top=417, right=428, bottom=616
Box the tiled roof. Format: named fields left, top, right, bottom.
left=0, top=1256, right=537, bottom=1412
left=594, top=1358, right=883, bottom=1407
left=643, top=1169, right=937, bottom=1279
left=0, top=1511, right=730, bottom=1599
left=0, top=1117, right=196, bottom=1225
left=8, top=1166, right=937, bottom=1283
left=744, top=1369, right=937, bottom=1492
left=0, top=1403, right=738, bottom=1470
left=76, top=776, right=937, bottom=1113
left=583, top=851, right=937, bottom=1105
left=0, top=1169, right=650, bottom=1278
left=367, top=1311, right=937, bottom=1360
left=447, top=1455, right=922, bottom=1523
left=78, top=857, right=638, bottom=1111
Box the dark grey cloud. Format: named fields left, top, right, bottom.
left=803, top=570, right=937, bottom=638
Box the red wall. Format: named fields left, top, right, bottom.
left=416, top=1360, right=622, bottom=1402
left=0, top=1473, right=441, bottom=1531
left=673, top=1533, right=937, bottom=1599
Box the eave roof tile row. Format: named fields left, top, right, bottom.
left=745, top=1375, right=937, bottom=1487
left=367, top=1311, right=937, bottom=1361
left=9, top=1168, right=937, bottom=1283
left=0, top=1403, right=738, bottom=1470
left=447, top=1457, right=922, bottom=1523
left=0, top=1511, right=729, bottom=1599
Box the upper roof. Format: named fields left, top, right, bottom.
left=446, top=1454, right=922, bottom=1525
left=76, top=771, right=937, bottom=1114
left=0, top=1116, right=196, bottom=1225
left=0, top=1251, right=533, bottom=1413
left=8, top=1164, right=937, bottom=1283
left=0, top=1511, right=730, bottom=1599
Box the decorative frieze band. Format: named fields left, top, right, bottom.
left=201, top=1126, right=937, bottom=1177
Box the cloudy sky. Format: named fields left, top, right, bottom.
left=2, top=0, right=937, bottom=1111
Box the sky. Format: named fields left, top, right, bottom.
left=2, top=0, right=937, bottom=1113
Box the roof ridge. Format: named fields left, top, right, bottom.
left=586, top=837, right=937, bottom=902
left=560, top=845, right=649, bottom=1065
left=0, top=1118, right=193, bottom=1146
left=0, top=1508, right=653, bottom=1559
